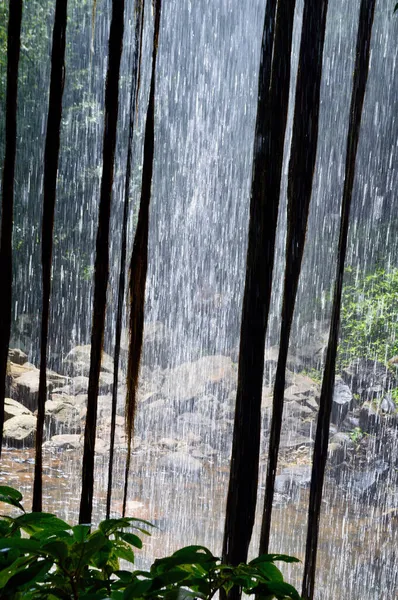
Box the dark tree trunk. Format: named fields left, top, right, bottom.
left=33, top=0, right=68, bottom=513
left=122, top=0, right=162, bottom=516
left=302, top=1, right=376, bottom=597
left=260, top=0, right=329, bottom=554
left=222, top=0, right=295, bottom=580
left=79, top=0, right=125, bottom=525
left=0, top=0, right=23, bottom=456
left=106, top=0, right=144, bottom=520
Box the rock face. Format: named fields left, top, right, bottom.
left=3, top=414, right=36, bottom=447
left=342, top=359, right=397, bottom=397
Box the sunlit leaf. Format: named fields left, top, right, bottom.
left=0, top=486, right=25, bottom=512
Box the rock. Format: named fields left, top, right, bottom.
left=176, top=412, right=213, bottom=433
left=4, top=398, right=32, bottom=421
left=46, top=370, right=69, bottom=388
left=340, top=415, right=360, bottom=432
left=331, top=378, right=353, bottom=425
left=63, top=345, right=114, bottom=376
left=8, top=348, right=28, bottom=365
left=347, top=461, right=390, bottom=501
left=99, top=372, right=114, bottom=393
left=13, top=369, right=40, bottom=410
left=158, top=437, right=179, bottom=450
left=70, top=376, right=89, bottom=394
left=3, top=414, right=36, bottom=447
left=359, top=402, right=382, bottom=434
left=139, top=366, right=165, bottom=395
left=158, top=452, right=203, bottom=477
left=291, top=323, right=329, bottom=369
left=274, top=466, right=312, bottom=499
left=141, top=321, right=174, bottom=369
left=279, top=433, right=314, bottom=450
left=162, top=355, right=237, bottom=403
left=284, top=401, right=314, bottom=419
left=45, top=397, right=82, bottom=434
left=43, top=434, right=82, bottom=451
left=380, top=393, right=396, bottom=414
left=328, top=442, right=346, bottom=466
left=8, top=361, right=36, bottom=379
left=192, top=394, right=220, bottom=419
left=12, top=368, right=69, bottom=411
left=328, top=432, right=354, bottom=465
left=341, top=359, right=396, bottom=396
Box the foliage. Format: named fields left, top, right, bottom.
left=0, top=487, right=302, bottom=600
left=339, top=268, right=398, bottom=367
left=391, top=388, right=398, bottom=407
left=348, top=427, right=364, bottom=444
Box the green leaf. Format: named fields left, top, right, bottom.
left=250, top=580, right=302, bottom=600
left=123, top=577, right=153, bottom=598
left=0, top=486, right=25, bottom=512
left=0, top=538, right=41, bottom=553
left=119, top=532, right=143, bottom=549
left=3, top=558, right=54, bottom=594
left=15, top=513, right=70, bottom=535
left=114, top=541, right=135, bottom=564
left=163, top=589, right=203, bottom=600
left=41, top=540, right=69, bottom=562
left=80, top=531, right=110, bottom=565
left=0, top=554, right=36, bottom=588
left=250, top=554, right=300, bottom=565
left=72, top=524, right=91, bottom=543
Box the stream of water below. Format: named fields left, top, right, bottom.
left=1, top=446, right=396, bottom=599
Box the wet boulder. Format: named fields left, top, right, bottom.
left=274, top=465, right=312, bottom=500
left=346, top=461, right=390, bottom=502
left=43, top=434, right=82, bottom=451
left=290, top=323, right=329, bottom=369
left=141, top=321, right=174, bottom=369
left=8, top=348, right=28, bottom=365
left=331, top=378, right=353, bottom=425
left=62, top=345, right=114, bottom=377
left=158, top=452, right=203, bottom=477
left=4, top=398, right=32, bottom=421
left=13, top=369, right=41, bottom=410
left=45, top=396, right=82, bottom=434
left=161, top=355, right=237, bottom=406
left=3, top=414, right=36, bottom=447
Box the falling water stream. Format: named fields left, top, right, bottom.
left=1, top=0, right=398, bottom=598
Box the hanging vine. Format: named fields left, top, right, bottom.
left=122, top=0, right=162, bottom=517
left=106, top=0, right=145, bottom=520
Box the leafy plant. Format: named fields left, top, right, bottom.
left=0, top=486, right=302, bottom=600
left=349, top=427, right=364, bottom=444
left=391, top=388, right=398, bottom=407
left=339, top=268, right=398, bottom=367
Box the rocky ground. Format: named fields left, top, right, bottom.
left=3, top=325, right=398, bottom=508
